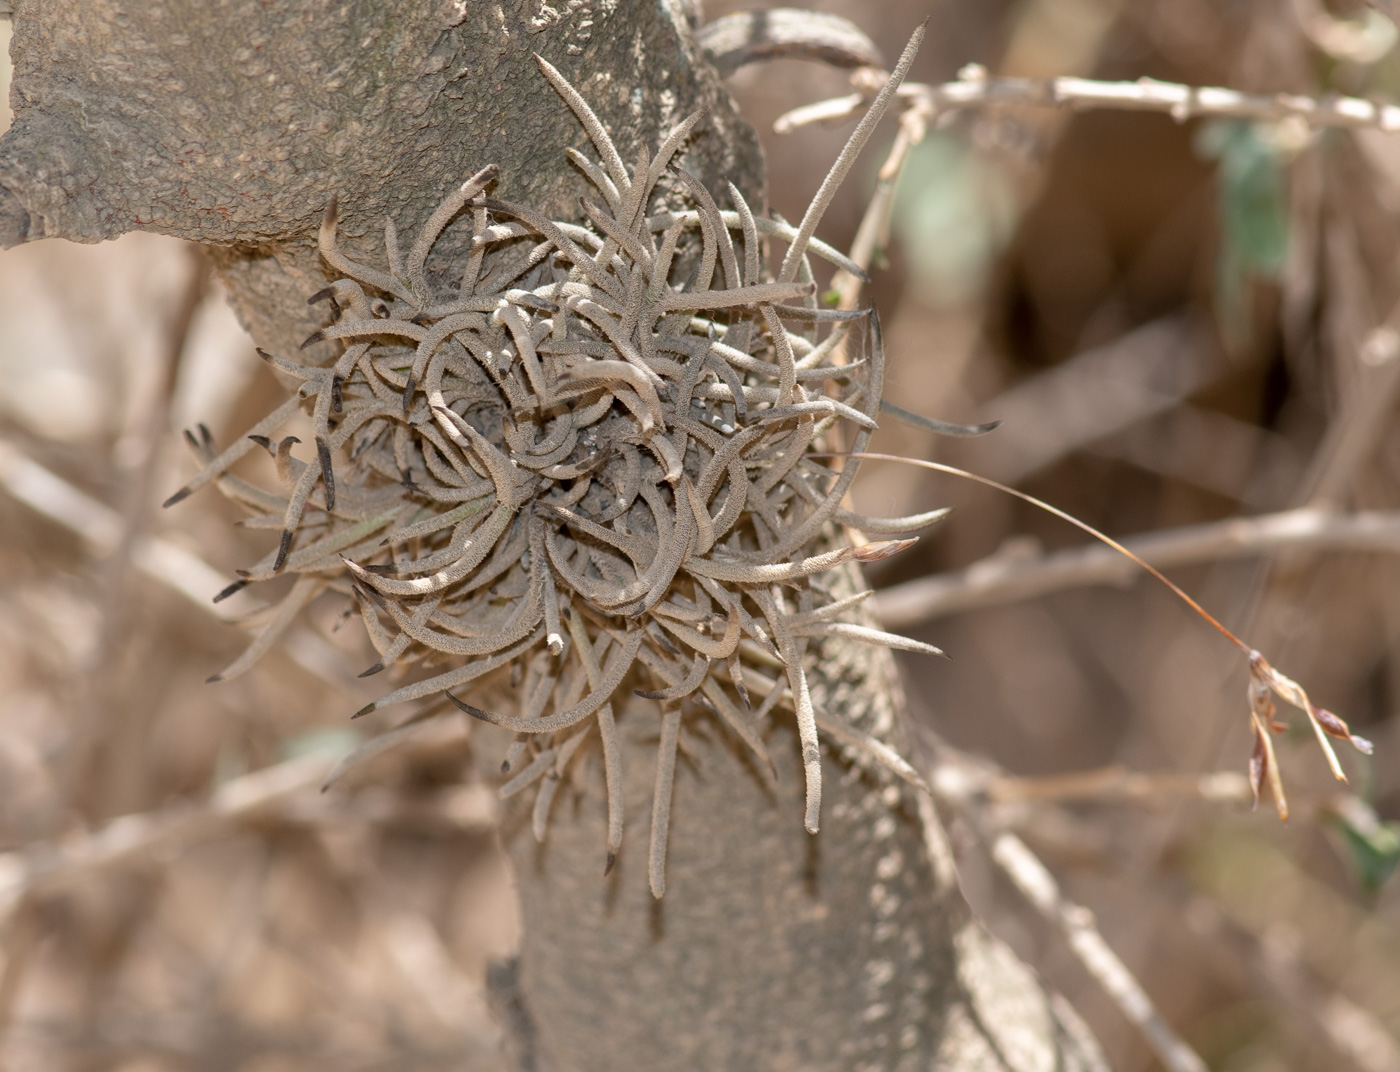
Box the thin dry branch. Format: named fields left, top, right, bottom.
left=873, top=507, right=1400, bottom=629
left=776, top=21, right=924, bottom=284
left=982, top=765, right=1252, bottom=807
left=1296, top=322, right=1400, bottom=507
left=776, top=68, right=1400, bottom=135
left=826, top=99, right=928, bottom=310
left=961, top=316, right=1215, bottom=487
left=987, top=829, right=1210, bottom=1072
left=0, top=746, right=495, bottom=926
left=0, top=752, right=332, bottom=922
left=928, top=760, right=1211, bottom=1072
left=0, top=439, right=350, bottom=686
left=696, top=9, right=883, bottom=78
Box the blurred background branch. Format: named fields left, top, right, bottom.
left=777, top=70, right=1400, bottom=135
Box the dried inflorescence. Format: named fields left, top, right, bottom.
left=167, top=46, right=946, bottom=894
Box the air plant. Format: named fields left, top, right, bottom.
left=166, top=31, right=951, bottom=896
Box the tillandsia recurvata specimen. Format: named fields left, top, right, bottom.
left=166, top=33, right=953, bottom=895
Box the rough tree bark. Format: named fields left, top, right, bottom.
left=0, top=3, right=1109, bottom=1069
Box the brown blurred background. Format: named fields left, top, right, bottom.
left=3, top=1, right=1400, bottom=1068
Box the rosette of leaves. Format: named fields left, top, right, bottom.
left=166, top=47, right=946, bottom=895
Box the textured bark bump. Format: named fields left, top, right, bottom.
left=0, top=0, right=761, bottom=354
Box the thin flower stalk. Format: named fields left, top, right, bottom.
left=822, top=452, right=1374, bottom=819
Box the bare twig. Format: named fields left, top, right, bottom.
left=0, top=438, right=257, bottom=619
left=1297, top=322, right=1400, bottom=508
left=776, top=69, right=1400, bottom=135
left=0, top=743, right=495, bottom=926
left=0, top=752, right=334, bottom=921
left=0, top=439, right=352, bottom=686
left=64, top=244, right=215, bottom=818
left=965, top=316, right=1214, bottom=487
left=827, top=96, right=928, bottom=310
left=696, top=9, right=883, bottom=78
left=63, top=249, right=213, bottom=808
left=983, top=765, right=1252, bottom=806
left=989, top=832, right=1209, bottom=1072
left=874, top=507, right=1400, bottom=629
left=929, top=761, right=1210, bottom=1072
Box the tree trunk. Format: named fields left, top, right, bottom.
left=0, top=3, right=1109, bottom=1069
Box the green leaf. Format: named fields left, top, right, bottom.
left=891, top=133, right=1017, bottom=307
left=1195, top=120, right=1291, bottom=346
left=1325, top=796, right=1400, bottom=895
